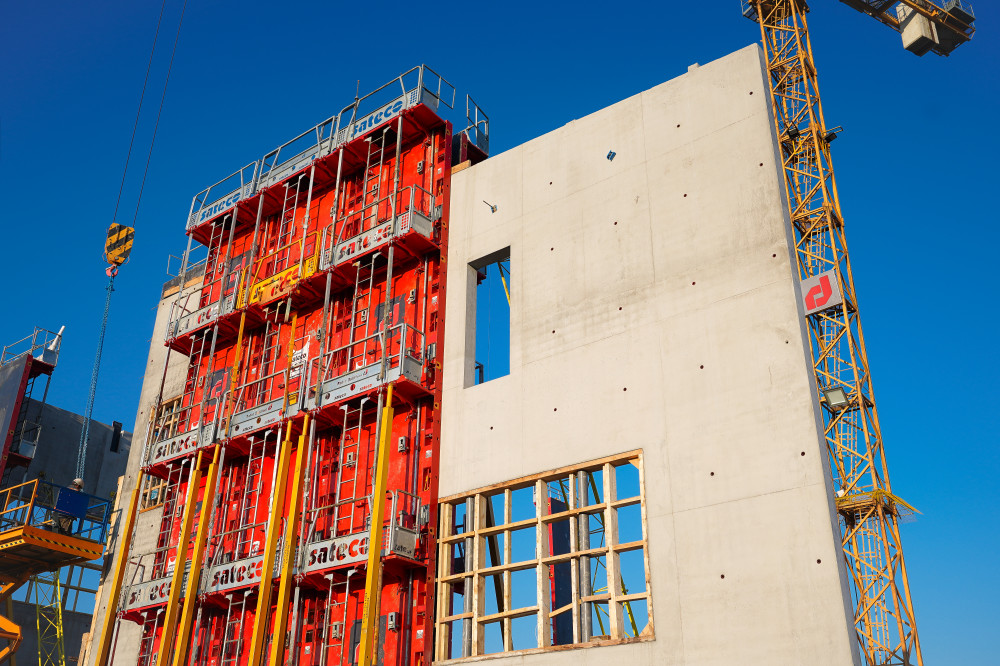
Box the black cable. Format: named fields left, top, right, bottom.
left=131, top=0, right=189, bottom=228
left=110, top=0, right=168, bottom=227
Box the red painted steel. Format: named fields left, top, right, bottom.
left=123, top=98, right=459, bottom=666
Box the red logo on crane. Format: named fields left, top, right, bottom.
left=800, top=269, right=843, bottom=316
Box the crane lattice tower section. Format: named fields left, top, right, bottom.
left=87, top=48, right=915, bottom=666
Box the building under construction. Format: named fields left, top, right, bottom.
left=0, top=328, right=127, bottom=665
left=81, top=2, right=977, bottom=658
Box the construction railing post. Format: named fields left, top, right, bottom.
left=172, top=444, right=221, bottom=666
left=266, top=414, right=311, bottom=666
left=247, top=421, right=295, bottom=666
left=357, top=383, right=394, bottom=666
left=92, top=471, right=145, bottom=666
left=155, top=453, right=206, bottom=666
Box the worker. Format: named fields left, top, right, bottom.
left=56, top=478, right=85, bottom=535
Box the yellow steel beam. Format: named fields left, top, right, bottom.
left=172, top=444, right=221, bottom=666
left=748, top=2, right=924, bottom=663
left=282, top=313, right=298, bottom=413
left=495, top=261, right=510, bottom=306
left=247, top=421, right=295, bottom=666
left=93, top=471, right=145, bottom=666
left=154, top=451, right=206, bottom=666
left=266, top=415, right=311, bottom=666
left=357, top=384, right=395, bottom=666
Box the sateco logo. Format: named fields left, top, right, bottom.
left=197, top=191, right=242, bottom=223
left=800, top=269, right=843, bottom=316
left=350, top=100, right=404, bottom=140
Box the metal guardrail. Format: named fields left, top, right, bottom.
left=186, top=162, right=258, bottom=232
left=183, top=65, right=481, bottom=233
left=1, top=327, right=63, bottom=368
left=0, top=479, right=111, bottom=544
left=258, top=116, right=337, bottom=191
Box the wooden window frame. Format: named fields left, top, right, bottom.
left=434, top=450, right=653, bottom=662
left=139, top=474, right=168, bottom=512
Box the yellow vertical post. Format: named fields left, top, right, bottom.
left=247, top=421, right=295, bottom=666
left=356, top=384, right=395, bottom=666
left=93, top=471, right=145, bottom=666
left=171, top=445, right=221, bottom=666
left=266, top=415, right=311, bottom=666
left=155, top=452, right=206, bottom=666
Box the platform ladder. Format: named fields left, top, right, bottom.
left=319, top=575, right=352, bottom=666
left=220, top=591, right=248, bottom=666
left=151, top=464, right=186, bottom=579
left=240, top=320, right=281, bottom=416
left=361, top=131, right=388, bottom=230
left=347, top=259, right=378, bottom=373
left=236, top=437, right=267, bottom=558
left=135, top=612, right=162, bottom=666
left=275, top=177, right=305, bottom=275
left=202, top=216, right=231, bottom=309
left=331, top=399, right=373, bottom=539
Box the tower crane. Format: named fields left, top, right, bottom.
left=741, top=2, right=975, bottom=665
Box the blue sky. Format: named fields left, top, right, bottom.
left=1, top=0, right=997, bottom=661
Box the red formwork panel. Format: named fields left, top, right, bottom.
left=120, top=97, right=456, bottom=666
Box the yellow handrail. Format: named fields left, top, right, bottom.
left=172, top=445, right=221, bottom=666
left=247, top=421, right=295, bottom=666
left=155, top=452, right=206, bottom=666
left=93, top=471, right=145, bottom=666
left=266, top=414, right=311, bottom=666
left=357, top=384, right=395, bottom=666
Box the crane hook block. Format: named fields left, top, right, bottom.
left=104, top=223, right=134, bottom=267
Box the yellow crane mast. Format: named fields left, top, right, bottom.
left=742, top=1, right=974, bottom=665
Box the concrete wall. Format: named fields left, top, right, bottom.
left=0, top=355, right=29, bottom=472
left=12, top=603, right=95, bottom=665
left=80, top=268, right=202, bottom=666
left=439, top=45, right=860, bottom=665
left=12, top=399, right=132, bottom=497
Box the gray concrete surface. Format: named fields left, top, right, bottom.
left=10, top=399, right=131, bottom=498
left=439, top=44, right=861, bottom=665
left=80, top=268, right=202, bottom=666
left=2, top=377, right=132, bottom=664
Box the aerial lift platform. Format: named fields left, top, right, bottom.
left=0, top=478, right=111, bottom=663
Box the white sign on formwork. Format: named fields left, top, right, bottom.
left=147, top=425, right=206, bottom=466
left=800, top=268, right=844, bottom=316
left=334, top=220, right=395, bottom=266
left=122, top=565, right=189, bottom=611
left=304, top=532, right=371, bottom=572
left=289, top=342, right=310, bottom=379
left=189, top=183, right=254, bottom=230
left=203, top=555, right=268, bottom=594
left=229, top=399, right=284, bottom=436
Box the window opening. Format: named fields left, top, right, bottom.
left=470, top=249, right=510, bottom=385
left=435, top=451, right=652, bottom=661
left=140, top=474, right=168, bottom=511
